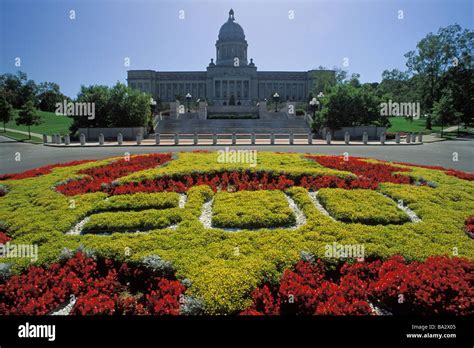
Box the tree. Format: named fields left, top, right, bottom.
left=438, top=64, right=474, bottom=127
left=318, top=84, right=384, bottom=131
left=432, top=90, right=462, bottom=133
left=37, top=82, right=66, bottom=112
left=0, top=94, right=14, bottom=132
left=16, top=101, right=42, bottom=139
left=70, top=85, right=111, bottom=132
left=107, top=83, right=150, bottom=127
left=405, top=24, right=473, bottom=129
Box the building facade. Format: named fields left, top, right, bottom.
left=127, top=9, right=335, bottom=106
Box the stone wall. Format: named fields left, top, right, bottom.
left=78, top=127, right=147, bottom=141
left=321, top=126, right=386, bottom=140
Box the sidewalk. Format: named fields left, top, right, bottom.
left=3, top=127, right=47, bottom=140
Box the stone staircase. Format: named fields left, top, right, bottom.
left=154, top=117, right=311, bottom=134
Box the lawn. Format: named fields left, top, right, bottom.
left=387, top=116, right=443, bottom=134
left=3, top=109, right=72, bottom=135
left=0, top=129, right=43, bottom=143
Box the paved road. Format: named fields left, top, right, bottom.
left=0, top=135, right=473, bottom=174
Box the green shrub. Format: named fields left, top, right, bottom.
left=93, top=192, right=179, bottom=212
left=82, top=208, right=182, bottom=234
left=317, top=188, right=411, bottom=225
left=212, top=190, right=296, bottom=229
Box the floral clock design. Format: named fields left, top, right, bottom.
left=0, top=152, right=473, bottom=315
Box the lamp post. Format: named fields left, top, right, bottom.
left=272, top=92, right=280, bottom=112
left=185, top=93, right=192, bottom=113
left=309, top=98, right=318, bottom=119
left=317, top=92, right=324, bottom=111
left=150, top=97, right=157, bottom=115
left=149, top=98, right=157, bottom=133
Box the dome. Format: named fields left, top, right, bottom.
left=218, top=9, right=245, bottom=41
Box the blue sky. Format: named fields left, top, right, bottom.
left=1, top=0, right=472, bottom=97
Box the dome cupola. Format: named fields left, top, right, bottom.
left=215, top=9, right=248, bottom=66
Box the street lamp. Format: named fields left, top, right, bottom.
left=150, top=97, right=157, bottom=115
left=272, top=92, right=280, bottom=112
left=185, top=93, right=192, bottom=113
left=317, top=92, right=324, bottom=111
left=309, top=97, right=319, bottom=118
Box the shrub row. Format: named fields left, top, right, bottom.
left=82, top=208, right=182, bottom=234
left=92, top=192, right=180, bottom=212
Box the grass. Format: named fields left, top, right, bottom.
left=0, top=129, right=43, bottom=143
left=4, top=109, right=72, bottom=135
left=387, top=117, right=443, bottom=134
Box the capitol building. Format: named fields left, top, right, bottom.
left=127, top=9, right=334, bottom=106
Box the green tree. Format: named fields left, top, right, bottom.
left=37, top=82, right=66, bottom=112
left=108, top=83, right=150, bottom=127
left=318, top=84, right=384, bottom=131
left=432, top=90, right=462, bottom=132
left=405, top=24, right=473, bottom=129
left=0, top=94, right=14, bottom=132
left=16, top=100, right=42, bottom=139
left=70, top=85, right=111, bottom=132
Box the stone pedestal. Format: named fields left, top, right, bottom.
left=308, top=133, right=313, bottom=145
left=326, top=133, right=332, bottom=144
left=344, top=132, right=350, bottom=144
left=362, top=132, right=368, bottom=145
left=155, top=133, right=160, bottom=145
left=64, top=134, right=70, bottom=145
left=118, top=133, right=123, bottom=145
left=395, top=133, right=400, bottom=144
left=98, top=133, right=104, bottom=146
left=80, top=134, right=86, bottom=146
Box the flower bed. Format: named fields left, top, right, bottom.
left=92, top=192, right=180, bottom=213
left=82, top=209, right=183, bottom=234
left=317, top=188, right=411, bottom=225
left=0, top=252, right=186, bottom=315
left=55, top=154, right=172, bottom=195
left=241, top=256, right=473, bottom=315
left=0, top=160, right=93, bottom=181
left=0, top=152, right=473, bottom=314
left=212, top=190, right=296, bottom=229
